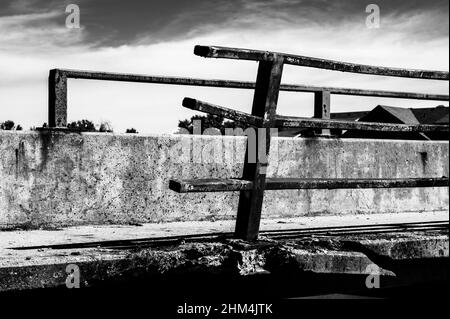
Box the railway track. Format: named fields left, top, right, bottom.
left=12, top=220, right=448, bottom=251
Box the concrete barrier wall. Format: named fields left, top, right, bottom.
left=0, top=131, right=448, bottom=229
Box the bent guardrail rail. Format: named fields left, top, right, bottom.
left=169, top=45, right=449, bottom=241
left=46, top=46, right=449, bottom=241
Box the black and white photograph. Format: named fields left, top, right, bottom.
left=0, top=0, right=448, bottom=316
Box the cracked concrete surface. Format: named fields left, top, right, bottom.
left=1, top=226, right=447, bottom=291
left=1, top=131, right=448, bottom=228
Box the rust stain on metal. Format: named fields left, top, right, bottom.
left=169, top=177, right=449, bottom=193
left=275, top=116, right=449, bottom=133
left=194, top=45, right=449, bottom=80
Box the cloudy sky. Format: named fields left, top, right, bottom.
left=0, top=0, right=448, bottom=133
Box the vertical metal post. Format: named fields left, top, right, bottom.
left=234, top=55, right=284, bottom=241
left=48, top=69, right=67, bottom=128
left=313, top=90, right=331, bottom=136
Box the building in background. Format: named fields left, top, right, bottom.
left=341, top=105, right=448, bottom=140
left=279, top=105, right=448, bottom=140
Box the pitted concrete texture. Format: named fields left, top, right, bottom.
left=0, top=212, right=448, bottom=291
left=0, top=131, right=448, bottom=228
left=1, top=229, right=448, bottom=291
left=0, top=237, right=389, bottom=291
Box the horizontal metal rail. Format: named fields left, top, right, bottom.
left=11, top=221, right=449, bottom=250
left=275, top=115, right=449, bottom=132
left=194, top=46, right=450, bottom=80
left=169, top=177, right=449, bottom=193
left=56, top=69, right=449, bottom=100
left=182, top=98, right=449, bottom=133
left=48, top=62, right=449, bottom=128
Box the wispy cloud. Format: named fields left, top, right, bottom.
left=0, top=11, right=87, bottom=53
left=0, top=0, right=448, bottom=133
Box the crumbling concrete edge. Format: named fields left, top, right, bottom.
left=0, top=231, right=447, bottom=292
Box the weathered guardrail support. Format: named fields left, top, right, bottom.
left=169, top=45, right=449, bottom=241
left=313, top=90, right=331, bottom=136
left=48, top=69, right=68, bottom=128
left=235, top=56, right=284, bottom=240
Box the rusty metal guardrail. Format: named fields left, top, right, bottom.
left=48, top=63, right=448, bottom=128
left=168, top=45, right=449, bottom=241
left=47, top=45, right=449, bottom=241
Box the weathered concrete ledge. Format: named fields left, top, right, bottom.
left=0, top=131, right=448, bottom=228
left=0, top=228, right=447, bottom=292
left=1, top=212, right=448, bottom=292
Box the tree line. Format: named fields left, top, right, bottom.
left=3, top=114, right=237, bottom=134
left=0, top=120, right=22, bottom=131
left=0, top=119, right=138, bottom=133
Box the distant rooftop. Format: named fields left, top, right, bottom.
left=332, top=105, right=448, bottom=125
left=278, top=105, right=448, bottom=138
left=360, top=105, right=420, bottom=124
left=412, top=105, right=449, bottom=124
left=436, top=113, right=449, bottom=124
